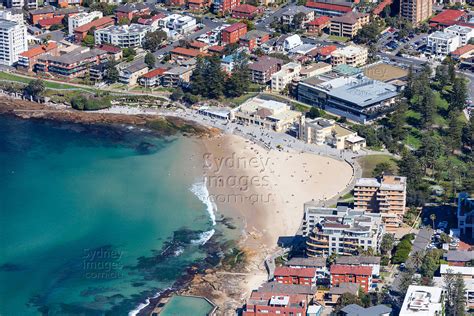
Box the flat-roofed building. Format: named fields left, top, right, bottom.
left=243, top=291, right=312, bottom=316
left=354, top=175, right=407, bottom=228
left=239, top=30, right=270, bottom=51
left=248, top=56, right=284, bottom=84
left=274, top=267, right=317, bottom=286
left=307, top=15, right=331, bottom=34
left=299, top=117, right=366, bottom=151
left=340, top=304, right=392, bottom=316
left=95, top=24, right=151, bottom=48
left=119, top=61, right=148, bottom=86
left=445, top=25, right=474, bottom=47
left=400, top=285, right=443, bottom=315
left=335, top=256, right=381, bottom=276
left=330, top=264, right=373, bottom=292
left=427, top=31, right=460, bottom=56
left=0, top=9, right=24, bottom=25
left=299, top=62, right=332, bottom=79
left=330, top=11, right=369, bottom=38
left=303, top=203, right=384, bottom=257
left=400, top=0, right=432, bottom=26
left=331, top=45, right=368, bottom=66
left=305, top=1, right=354, bottom=17
left=221, top=22, right=247, bottom=44
left=297, top=74, right=398, bottom=123
left=281, top=6, right=315, bottom=28
left=162, top=65, right=194, bottom=87
left=271, top=62, right=302, bottom=92
left=0, top=19, right=27, bottom=66
left=232, top=97, right=302, bottom=132
left=68, top=11, right=103, bottom=36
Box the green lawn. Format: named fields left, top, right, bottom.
left=357, top=154, right=399, bottom=177
left=0, top=72, right=97, bottom=92
left=328, top=35, right=350, bottom=42
left=228, top=92, right=257, bottom=106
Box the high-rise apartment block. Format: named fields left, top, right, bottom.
left=400, top=0, right=432, bottom=26
left=0, top=19, right=28, bottom=66
left=354, top=175, right=407, bottom=228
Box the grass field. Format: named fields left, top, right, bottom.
left=0, top=72, right=97, bottom=92
left=328, top=35, right=350, bottom=42
left=357, top=154, right=399, bottom=177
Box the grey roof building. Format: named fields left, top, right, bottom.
left=340, top=304, right=392, bottom=316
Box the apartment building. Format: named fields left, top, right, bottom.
left=239, top=30, right=270, bottom=51
left=281, top=6, right=315, bottom=28
left=427, top=31, right=460, bottom=56
left=400, top=286, right=443, bottom=315
left=299, top=117, right=366, bottom=151
left=221, top=23, right=247, bottom=44
left=445, top=25, right=474, bottom=47
left=303, top=204, right=384, bottom=257
left=119, top=61, right=149, bottom=86
left=298, top=75, right=398, bottom=123
left=212, top=0, right=240, bottom=14
left=5, top=0, right=24, bottom=8
left=457, top=192, right=473, bottom=240
left=330, top=265, right=373, bottom=293
left=335, top=256, right=381, bottom=276
left=28, top=7, right=55, bottom=24
left=307, top=16, right=331, bottom=34
left=36, top=47, right=108, bottom=78
left=400, top=0, right=432, bottom=26
left=0, top=9, right=24, bottom=25
left=331, top=45, right=368, bottom=66
left=248, top=56, right=284, bottom=84
left=354, top=175, right=407, bottom=228
left=68, top=11, right=103, bottom=36
left=231, top=4, right=260, bottom=19
left=95, top=24, right=151, bottom=48
left=305, top=1, right=353, bottom=17
left=0, top=19, right=27, bottom=66
left=271, top=62, right=302, bottom=92
left=243, top=291, right=311, bottom=316
left=273, top=267, right=317, bottom=286
left=330, top=11, right=369, bottom=38
left=285, top=257, right=328, bottom=278
left=161, top=14, right=196, bottom=35
left=74, top=17, right=114, bottom=43
left=162, top=65, right=194, bottom=87
left=115, top=3, right=151, bottom=21
left=139, top=68, right=169, bottom=87
left=17, top=42, right=58, bottom=71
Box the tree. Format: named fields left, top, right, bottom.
left=421, top=89, right=435, bottom=129
left=435, top=64, right=449, bottom=87
left=82, top=34, right=95, bottom=48
left=380, top=233, right=395, bottom=256
left=122, top=48, right=136, bottom=62
left=372, top=162, right=394, bottom=178
left=104, top=61, right=119, bottom=84
left=444, top=270, right=466, bottom=316
left=306, top=107, right=321, bottom=119
left=355, top=22, right=381, bottom=44
left=170, top=87, right=184, bottom=101
left=225, top=53, right=250, bottom=98
left=24, top=79, right=45, bottom=98
left=449, top=77, right=468, bottom=113
left=49, top=24, right=63, bottom=31
left=145, top=52, right=156, bottom=69
left=447, top=114, right=463, bottom=153
left=292, top=12, right=306, bottom=30
left=430, top=213, right=436, bottom=229
left=412, top=250, right=425, bottom=268
left=417, top=132, right=444, bottom=174
left=143, top=30, right=167, bottom=51
left=118, top=17, right=130, bottom=25
left=334, top=293, right=362, bottom=312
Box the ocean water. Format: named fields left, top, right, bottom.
left=0, top=115, right=220, bottom=315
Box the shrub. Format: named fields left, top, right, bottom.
left=71, top=95, right=111, bottom=111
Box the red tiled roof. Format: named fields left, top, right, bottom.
left=274, top=267, right=316, bottom=278
left=20, top=42, right=57, bottom=58
left=190, top=41, right=208, bottom=48
left=142, top=68, right=168, bottom=78
left=96, top=44, right=122, bottom=53
left=171, top=47, right=208, bottom=57
left=74, top=17, right=114, bottom=33
left=223, top=22, right=247, bottom=33
left=232, top=3, right=258, bottom=14
left=372, top=0, right=392, bottom=15
left=306, top=1, right=353, bottom=13
left=451, top=44, right=474, bottom=56
left=319, top=45, right=337, bottom=56
left=430, top=9, right=466, bottom=24
left=208, top=45, right=225, bottom=52
left=308, top=15, right=330, bottom=26
left=38, top=16, right=63, bottom=27
left=330, top=264, right=372, bottom=276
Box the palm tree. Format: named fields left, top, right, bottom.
left=430, top=214, right=436, bottom=229
left=412, top=251, right=425, bottom=269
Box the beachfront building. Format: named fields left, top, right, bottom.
left=400, top=285, right=443, bottom=315
left=330, top=45, right=368, bottom=67
left=232, top=97, right=302, bottom=132
left=119, top=61, right=149, bottom=86
left=271, top=62, right=302, bottom=92
left=0, top=19, right=27, bottom=66
left=445, top=25, right=474, bottom=47
left=354, top=175, right=407, bottom=228
left=297, top=75, right=399, bottom=123
left=457, top=192, right=474, bottom=240
left=335, top=256, right=381, bottom=277
left=248, top=56, right=284, bottom=84
left=285, top=257, right=328, bottom=279
left=303, top=204, right=384, bottom=257
left=299, top=117, right=366, bottom=151
left=330, top=264, right=373, bottom=293
left=95, top=24, right=151, bottom=48
left=68, top=11, right=103, bottom=36
left=274, top=266, right=317, bottom=286
left=330, top=12, right=369, bottom=38
left=17, top=42, right=58, bottom=71
left=243, top=291, right=317, bottom=316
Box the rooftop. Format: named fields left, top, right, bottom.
left=364, top=63, right=408, bottom=82
left=97, top=23, right=151, bottom=35
left=331, top=11, right=368, bottom=24
left=223, top=22, right=247, bottom=33
left=248, top=56, right=284, bottom=72
left=440, top=264, right=474, bottom=276
left=240, top=30, right=269, bottom=40
left=445, top=250, right=474, bottom=262
left=451, top=44, right=474, bottom=56
left=74, top=17, right=114, bottom=33
left=308, top=15, right=331, bottom=26
left=341, top=304, right=392, bottom=316
left=428, top=30, right=459, bottom=40
left=141, top=68, right=168, bottom=79
left=20, top=42, right=57, bottom=58
left=330, top=264, right=372, bottom=276
left=306, top=1, right=353, bottom=12
left=335, top=256, right=381, bottom=265
left=257, top=282, right=317, bottom=295
left=430, top=9, right=466, bottom=24
left=39, top=48, right=106, bottom=65
left=400, top=285, right=443, bottom=315
left=171, top=47, right=208, bottom=58
left=328, top=282, right=359, bottom=295
left=116, top=2, right=150, bottom=13
left=232, top=4, right=259, bottom=14
left=332, top=44, right=367, bottom=57
left=274, top=267, right=317, bottom=278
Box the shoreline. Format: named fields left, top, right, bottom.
left=1, top=96, right=356, bottom=315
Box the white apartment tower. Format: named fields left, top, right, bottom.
left=0, top=19, right=28, bottom=66
left=68, top=11, right=103, bottom=36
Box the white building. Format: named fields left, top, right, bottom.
left=0, top=19, right=27, bottom=66
left=95, top=24, right=151, bottom=48
left=0, top=9, right=24, bottom=25
left=5, top=0, right=23, bottom=8
left=160, top=14, right=196, bottom=35
left=283, top=34, right=302, bottom=51
left=271, top=62, right=301, bottom=92
left=331, top=45, right=368, bottom=67
left=68, top=11, right=103, bottom=36
left=427, top=31, right=460, bottom=56
left=445, top=25, right=474, bottom=47
left=400, top=285, right=443, bottom=316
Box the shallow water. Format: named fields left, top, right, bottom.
left=0, top=115, right=218, bottom=315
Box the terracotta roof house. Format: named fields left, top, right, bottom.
left=189, top=40, right=209, bottom=52
left=330, top=264, right=373, bottom=292
left=170, top=47, right=208, bottom=60
left=17, top=42, right=58, bottom=71
left=274, top=267, right=317, bottom=286
left=231, top=4, right=260, bottom=19
left=96, top=44, right=123, bottom=60
left=139, top=67, right=169, bottom=87
left=307, top=15, right=331, bottom=33
left=208, top=45, right=225, bottom=54
left=37, top=16, right=64, bottom=29
left=74, top=17, right=114, bottom=42
left=451, top=44, right=474, bottom=60
left=430, top=9, right=467, bottom=28
left=372, top=0, right=392, bottom=15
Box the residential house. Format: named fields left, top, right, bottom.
left=340, top=304, right=392, bottom=316
left=139, top=68, right=168, bottom=87
left=274, top=267, right=317, bottom=286
left=429, top=9, right=466, bottom=28
left=115, top=3, right=151, bottom=21
left=451, top=44, right=474, bottom=61
left=248, top=56, right=284, bottom=84
left=221, top=23, right=247, bottom=44
left=243, top=291, right=311, bottom=316
left=281, top=6, right=315, bottom=29
left=323, top=282, right=359, bottom=306
left=162, top=65, right=194, bottom=87
left=231, top=4, right=260, bottom=19
left=330, top=264, right=373, bottom=293
left=239, top=30, right=270, bottom=51
left=307, top=16, right=331, bottom=34
left=17, top=42, right=58, bottom=71
left=330, top=11, right=369, bottom=38
left=170, top=47, right=208, bottom=61
left=444, top=250, right=474, bottom=266
left=38, top=16, right=64, bottom=30
left=74, top=17, right=114, bottom=43
left=96, top=44, right=123, bottom=61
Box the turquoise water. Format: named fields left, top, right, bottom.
left=160, top=296, right=214, bottom=316
left=0, top=115, right=219, bottom=315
